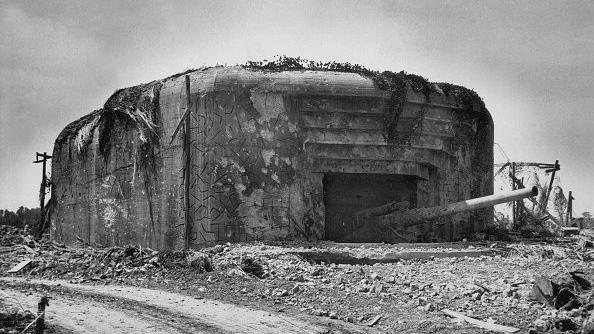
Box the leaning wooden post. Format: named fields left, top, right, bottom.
left=566, top=191, right=574, bottom=226
left=184, top=75, right=192, bottom=250
left=33, top=152, right=52, bottom=239
left=35, top=296, right=49, bottom=334
left=541, top=160, right=560, bottom=213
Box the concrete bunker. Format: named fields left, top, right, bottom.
left=49, top=62, right=493, bottom=250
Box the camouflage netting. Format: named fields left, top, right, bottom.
left=51, top=80, right=169, bottom=248
left=245, top=56, right=488, bottom=145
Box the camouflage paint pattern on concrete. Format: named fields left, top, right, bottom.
left=50, top=66, right=493, bottom=249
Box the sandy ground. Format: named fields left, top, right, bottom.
left=0, top=277, right=378, bottom=334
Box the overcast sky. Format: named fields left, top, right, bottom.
left=1, top=0, right=592, bottom=214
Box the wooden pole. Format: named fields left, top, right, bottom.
left=184, top=75, right=192, bottom=250
left=511, top=162, right=516, bottom=226
left=542, top=160, right=560, bottom=213
left=519, top=177, right=525, bottom=222
left=35, top=296, right=49, bottom=334
left=41, top=152, right=47, bottom=216
left=566, top=191, right=574, bottom=226
left=33, top=152, right=52, bottom=239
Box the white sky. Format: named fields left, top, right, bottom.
left=1, top=0, right=592, bottom=215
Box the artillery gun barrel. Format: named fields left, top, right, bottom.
left=357, top=201, right=410, bottom=218
left=377, top=186, right=538, bottom=228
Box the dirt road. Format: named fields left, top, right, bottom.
left=0, top=277, right=377, bottom=334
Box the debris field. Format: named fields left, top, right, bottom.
left=2, top=225, right=594, bottom=333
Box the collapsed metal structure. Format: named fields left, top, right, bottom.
left=50, top=65, right=494, bottom=249
left=494, top=160, right=570, bottom=230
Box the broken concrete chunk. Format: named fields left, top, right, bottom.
left=369, top=272, right=380, bottom=280
left=311, top=267, right=323, bottom=276
left=532, top=272, right=591, bottom=311
left=443, top=309, right=519, bottom=333
left=533, top=318, right=549, bottom=332
left=7, top=259, right=33, bottom=273
left=532, top=276, right=556, bottom=306
left=367, top=315, right=382, bottom=327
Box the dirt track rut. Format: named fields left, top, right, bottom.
left=0, top=277, right=377, bottom=334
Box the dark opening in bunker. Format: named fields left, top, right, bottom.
left=323, top=173, right=417, bottom=243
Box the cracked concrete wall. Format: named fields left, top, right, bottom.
left=51, top=66, right=493, bottom=249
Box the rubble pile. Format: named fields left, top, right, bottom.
left=0, top=225, right=36, bottom=248
left=1, top=225, right=594, bottom=333
left=530, top=272, right=594, bottom=332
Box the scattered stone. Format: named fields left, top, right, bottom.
left=582, top=313, right=594, bottom=334
left=2, top=224, right=594, bottom=333
left=533, top=319, right=549, bottom=332
left=554, top=318, right=577, bottom=332
left=357, top=285, right=370, bottom=293
left=208, top=244, right=225, bottom=254
left=372, top=284, right=384, bottom=293
left=278, top=289, right=289, bottom=297
left=329, top=312, right=338, bottom=319
left=289, top=274, right=306, bottom=282
left=226, top=268, right=247, bottom=277
left=577, top=238, right=593, bottom=250
left=367, top=315, right=382, bottom=327
left=312, top=309, right=328, bottom=317
left=532, top=276, right=556, bottom=306
left=417, top=297, right=428, bottom=306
